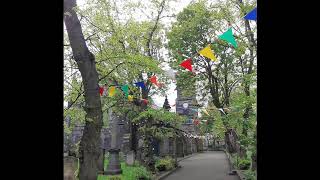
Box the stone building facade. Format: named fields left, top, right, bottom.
left=64, top=86, right=204, bottom=163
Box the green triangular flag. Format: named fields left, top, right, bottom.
left=218, top=28, right=237, bottom=48
left=121, top=85, right=129, bottom=98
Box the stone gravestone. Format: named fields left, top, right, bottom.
left=126, top=150, right=135, bottom=166
left=64, top=156, right=78, bottom=180
left=122, top=133, right=131, bottom=154
left=105, top=109, right=122, bottom=175
left=136, top=138, right=144, bottom=161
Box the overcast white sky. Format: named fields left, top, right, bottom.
left=64, top=0, right=193, bottom=110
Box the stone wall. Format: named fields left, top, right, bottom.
left=64, top=115, right=203, bottom=160
left=64, top=125, right=129, bottom=154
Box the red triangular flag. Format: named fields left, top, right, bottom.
left=141, top=99, right=149, bottom=105
left=149, top=76, right=159, bottom=87
left=180, top=58, right=192, bottom=72
left=99, top=86, right=104, bottom=96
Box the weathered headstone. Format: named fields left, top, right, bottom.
left=160, top=138, right=170, bottom=157
left=126, top=150, right=135, bottom=166
left=122, top=133, right=131, bottom=153
left=98, top=149, right=106, bottom=174
left=138, top=138, right=144, bottom=148
left=64, top=156, right=78, bottom=180
left=105, top=109, right=122, bottom=175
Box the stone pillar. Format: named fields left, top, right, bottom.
left=97, top=148, right=105, bottom=174
left=173, top=135, right=177, bottom=166
left=168, top=138, right=174, bottom=156
left=192, top=138, right=196, bottom=153
left=183, top=138, right=187, bottom=156
left=105, top=109, right=122, bottom=175
left=186, top=138, right=192, bottom=155
left=176, top=137, right=184, bottom=157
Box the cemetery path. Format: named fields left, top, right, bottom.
left=164, top=151, right=240, bottom=180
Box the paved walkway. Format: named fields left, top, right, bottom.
left=164, top=151, right=239, bottom=180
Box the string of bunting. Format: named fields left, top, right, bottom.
left=98, top=74, right=166, bottom=104
left=98, top=8, right=256, bottom=97
left=178, top=7, right=256, bottom=73
left=95, top=8, right=256, bottom=129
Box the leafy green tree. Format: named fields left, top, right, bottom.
left=133, top=108, right=185, bottom=171
left=167, top=0, right=256, bottom=173
left=64, top=0, right=178, bottom=177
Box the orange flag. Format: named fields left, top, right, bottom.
left=109, top=86, right=116, bottom=97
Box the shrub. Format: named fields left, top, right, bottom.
left=238, top=159, right=251, bottom=170
left=243, top=170, right=256, bottom=180
left=155, top=156, right=175, bottom=171
left=134, top=166, right=152, bottom=180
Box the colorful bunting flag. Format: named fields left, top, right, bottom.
left=149, top=76, right=159, bottom=87
left=244, top=7, right=257, bottom=21
left=121, top=85, right=129, bottom=98
left=99, top=86, right=104, bottom=96
left=128, top=95, right=133, bottom=102
left=141, top=99, right=148, bottom=105
left=218, top=28, right=237, bottom=48
left=134, top=81, right=146, bottom=90
left=199, top=44, right=217, bottom=61
left=109, top=86, right=116, bottom=97
left=180, top=58, right=193, bottom=72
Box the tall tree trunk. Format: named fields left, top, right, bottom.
left=251, top=130, right=257, bottom=170
left=206, top=63, right=237, bottom=154
left=141, top=81, right=155, bottom=171
left=237, top=0, right=256, bottom=144
left=242, top=83, right=252, bottom=136
left=127, top=0, right=166, bottom=170
left=143, top=117, right=155, bottom=172
left=206, top=60, right=222, bottom=109
left=136, top=0, right=166, bottom=169
left=64, top=0, right=103, bottom=179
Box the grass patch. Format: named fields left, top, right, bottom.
left=97, top=159, right=152, bottom=180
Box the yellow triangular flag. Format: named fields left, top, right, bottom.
left=109, top=86, right=116, bottom=97
left=128, top=95, right=133, bottom=102
left=199, top=44, right=216, bottom=61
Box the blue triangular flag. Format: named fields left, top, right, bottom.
left=244, top=7, right=256, bottom=21
left=134, top=81, right=146, bottom=90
